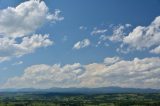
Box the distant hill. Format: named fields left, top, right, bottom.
left=0, top=87, right=160, bottom=94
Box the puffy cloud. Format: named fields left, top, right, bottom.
left=18, top=34, right=53, bottom=56
left=108, top=25, right=127, bottom=42
left=46, top=9, right=64, bottom=23
left=2, top=57, right=160, bottom=89
left=95, top=24, right=131, bottom=48
left=0, top=0, right=63, bottom=38
left=0, top=34, right=53, bottom=62
left=0, top=0, right=63, bottom=62
left=99, top=24, right=131, bottom=42
left=3, top=63, right=84, bottom=89
left=150, top=45, right=160, bottom=54
left=102, top=16, right=160, bottom=54
left=73, top=39, right=91, bottom=50
left=123, top=16, right=160, bottom=51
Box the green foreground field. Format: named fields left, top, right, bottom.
left=0, top=93, right=160, bottom=106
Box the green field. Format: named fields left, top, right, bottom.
left=0, top=93, right=160, bottom=106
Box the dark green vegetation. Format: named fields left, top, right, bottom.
left=0, top=92, right=160, bottom=106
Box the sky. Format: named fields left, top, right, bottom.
left=0, top=0, right=160, bottom=89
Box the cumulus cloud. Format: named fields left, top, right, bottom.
left=73, top=39, right=91, bottom=50
left=150, top=45, right=160, bottom=54
left=0, top=0, right=63, bottom=38
left=0, top=0, right=63, bottom=62
left=99, top=24, right=131, bottom=42
left=46, top=9, right=64, bottom=23
left=2, top=57, right=160, bottom=89
left=3, top=63, right=84, bottom=89
left=101, top=16, right=160, bottom=54
left=0, top=34, right=53, bottom=62
left=123, top=16, right=160, bottom=52
left=108, top=25, right=128, bottom=42
left=94, top=24, right=131, bottom=48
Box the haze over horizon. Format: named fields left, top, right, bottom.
left=0, top=0, right=160, bottom=89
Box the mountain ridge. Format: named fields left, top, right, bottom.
left=0, top=87, right=160, bottom=94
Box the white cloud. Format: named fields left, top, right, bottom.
left=0, top=0, right=63, bottom=62
left=18, top=34, right=53, bottom=56
left=12, top=61, right=23, bottom=66
left=0, top=57, right=10, bottom=63
left=46, top=9, right=64, bottom=23
left=73, top=39, right=91, bottom=50
left=99, top=24, right=131, bottom=42
left=104, top=56, right=121, bottom=65
left=91, top=27, right=107, bottom=35
left=0, top=34, right=53, bottom=62
left=3, top=63, right=84, bottom=89
left=108, top=25, right=126, bottom=42
left=123, top=16, right=160, bottom=51
left=150, top=45, right=160, bottom=54
left=125, top=24, right=132, bottom=27
left=95, top=24, right=131, bottom=48
left=2, top=57, right=160, bottom=89
left=101, top=16, right=160, bottom=54
left=0, top=0, right=63, bottom=38
left=79, top=26, right=87, bottom=30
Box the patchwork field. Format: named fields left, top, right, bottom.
left=0, top=93, right=160, bottom=106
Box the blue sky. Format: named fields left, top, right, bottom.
left=0, top=0, right=160, bottom=89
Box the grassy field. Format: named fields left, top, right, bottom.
left=0, top=92, right=160, bottom=106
